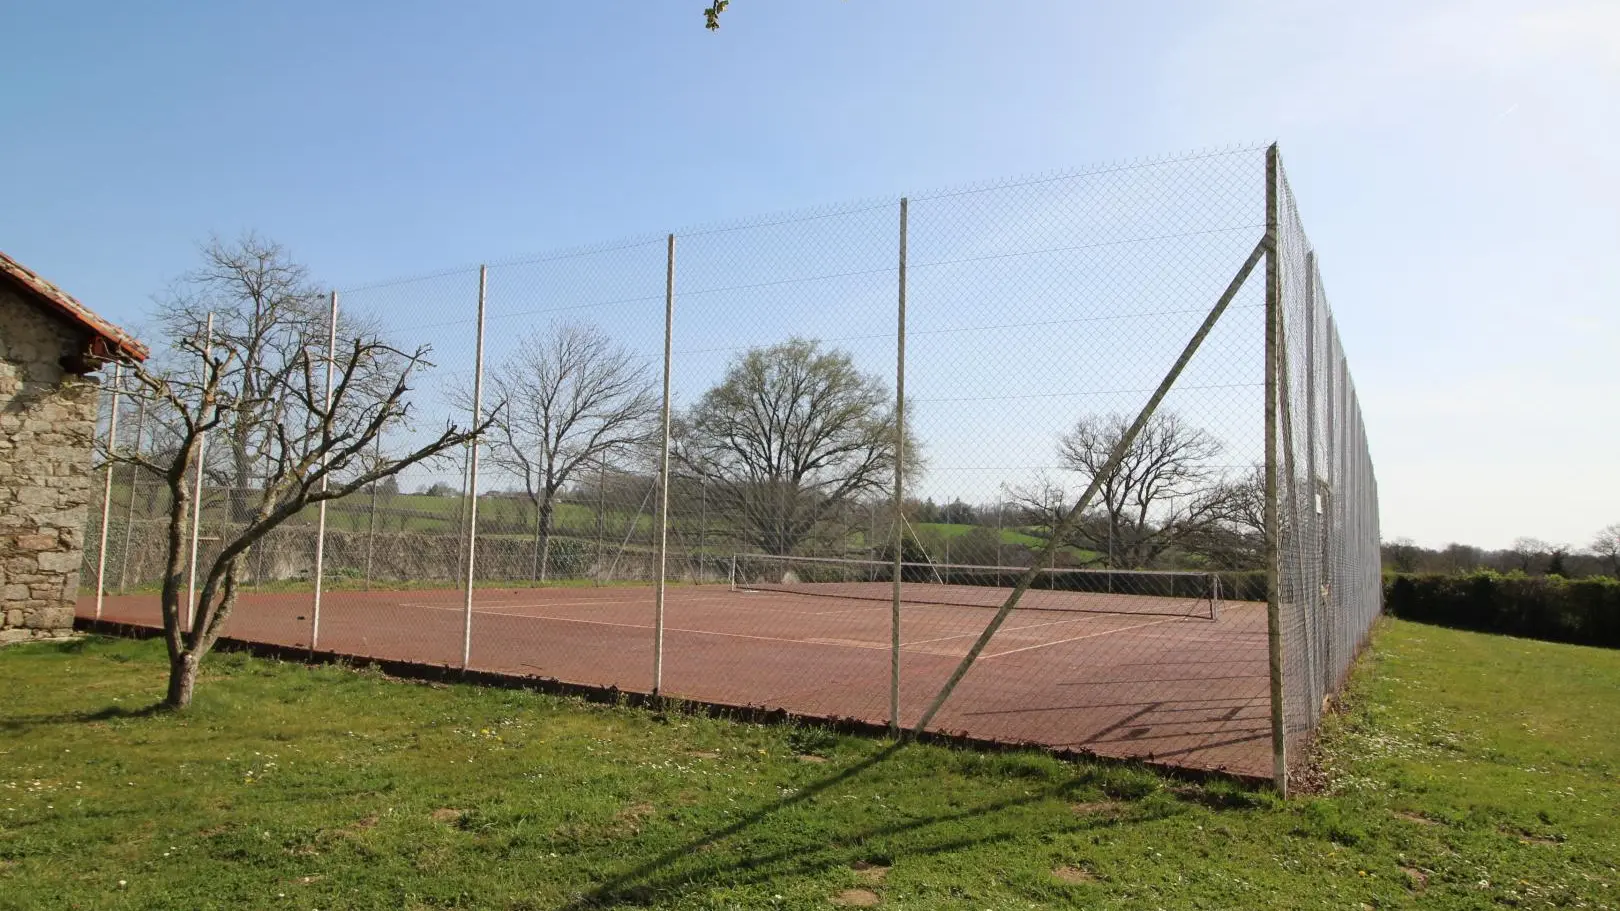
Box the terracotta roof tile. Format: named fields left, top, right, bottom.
left=0, top=249, right=148, bottom=362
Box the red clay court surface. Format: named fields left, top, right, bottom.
left=78, top=583, right=1275, bottom=778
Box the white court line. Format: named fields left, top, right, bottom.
left=901, top=612, right=1122, bottom=648
left=980, top=617, right=1184, bottom=659
left=663, top=591, right=889, bottom=618
left=729, top=588, right=894, bottom=617
left=385, top=600, right=892, bottom=651
left=393, top=591, right=884, bottom=618
left=396, top=598, right=638, bottom=611
left=351, top=595, right=1182, bottom=657
left=479, top=596, right=872, bottom=619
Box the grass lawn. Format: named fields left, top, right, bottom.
left=321, top=497, right=617, bottom=538
left=915, top=523, right=1100, bottom=564
left=2, top=621, right=1617, bottom=910
left=106, top=484, right=631, bottom=538
left=917, top=522, right=1048, bottom=548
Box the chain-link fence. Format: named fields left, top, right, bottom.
left=80, top=144, right=1378, bottom=790
left=1273, top=162, right=1383, bottom=765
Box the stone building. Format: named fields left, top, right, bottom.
left=1, top=250, right=147, bottom=644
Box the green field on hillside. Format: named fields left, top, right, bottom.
left=5, top=620, right=1617, bottom=909
left=98, top=483, right=1106, bottom=565
left=101, top=483, right=637, bottom=538
left=916, top=521, right=1045, bottom=547
left=914, top=522, right=1100, bottom=565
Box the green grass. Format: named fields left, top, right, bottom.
left=100, top=578, right=704, bottom=598
left=321, top=496, right=614, bottom=537
left=103, top=484, right=638, bottom=537
left=2, top=621, right=1617, bottom=909
left=916, top=522, right=1046, bottom=548
left=916, top=522, right=1100, bottom=564
left=227, top=577, right=655, bottom=595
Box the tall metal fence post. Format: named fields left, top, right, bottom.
left=457, top=449, right=471, bottom=583
left=1325, top=314, right=1341, bottom=676
left=1263, top=143, right=1289, bottom=796
left=94, top=363, right=123, bottom=619
left=594, top=459, right=606, bottom=584
left=118, top=394, right=147, bottom=592
left=184, top=312, right=214, bottom=635
left=311, top=290, right=338, bottom=650
left=1304, top=251, right=1324, bottom=694
left=890, top=197, right=908, bottom=736
left=652, top=233, right=675, bottom=694
left=462, top=267, right=488, bottom=669
left=364, top=433, right=380, bottom=590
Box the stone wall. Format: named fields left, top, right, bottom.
left=0, top=284, right=100, bottom=644
left=92, top=521, right=679, bottom=590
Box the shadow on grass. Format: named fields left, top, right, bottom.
left=556, top=742, right=1127, bottom=909
left=0, top=702, right=170, bottom=733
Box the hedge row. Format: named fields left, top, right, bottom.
left=1384, top=572, right=1620, bottom=649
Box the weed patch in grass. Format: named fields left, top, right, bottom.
left=1051, top=864, right=1096, bottom=884
left=831, top=886, right=881, bottom=906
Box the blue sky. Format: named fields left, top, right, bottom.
left=3, top=1, right=1615, bottom=550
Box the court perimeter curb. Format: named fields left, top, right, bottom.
left=73, top=616, right=1269, bottom=788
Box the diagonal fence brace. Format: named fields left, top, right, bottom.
left=909, top=233, right=1272, bottom=736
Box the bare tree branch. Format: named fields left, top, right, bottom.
left=460, top=322, right=659, bottom=580
left=1593, top=523, right=1620, bottom=578
left=1015, top=413, right=1259, bottom=570
left=112, top=236, right=492, bottom=709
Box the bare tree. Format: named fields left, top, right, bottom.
left=479, top=322, right=659, bottom=580
left=1382, top=537, right=1422, bottom=574
left=151, top=233, right=385, bottom=524
left=110, top=277, right=492, bottom=710
left=1005, top=474, right=1082, bottom=564
left=1178, top=465, right=1266, bottom=570
left=1018, top=413, right=1250, bottom=569
left=673, top=338, right=905, bottom=556
left=1545, top=543, right=1575, bottom=577
left=1593, top=523, right=1620, bottom=578
left=1438, top=542, right=1483, bottom=573
left=1509, top=537, right=1550, bottom=574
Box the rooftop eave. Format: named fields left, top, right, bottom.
left=0, top=249, right=150, bottom=366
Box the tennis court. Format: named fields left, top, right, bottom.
left=78, top=566, right=1275, bottom=778
left=66, top=146, right=1382, bottom=796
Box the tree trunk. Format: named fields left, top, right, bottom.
left=537, top=497, right=556, bottom=582
left=166, top=651, right=200, bottom=709
left=231, top=435, right=256, bottom=524
left=531, top=497, right=542, bottom=581
left=594, top=464, right=606, bottom=586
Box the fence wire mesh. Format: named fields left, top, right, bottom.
left=81, top=145, right=1378, bottom=788
left=1274, top=167, right=1383, bottom=750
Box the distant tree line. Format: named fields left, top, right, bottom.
left=1381, top=525, right=1620, bottom=580
left=1385, top=573, right=1620, bottom=649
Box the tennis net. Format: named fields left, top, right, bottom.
left=728, top=553, right=1222, bottom=620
